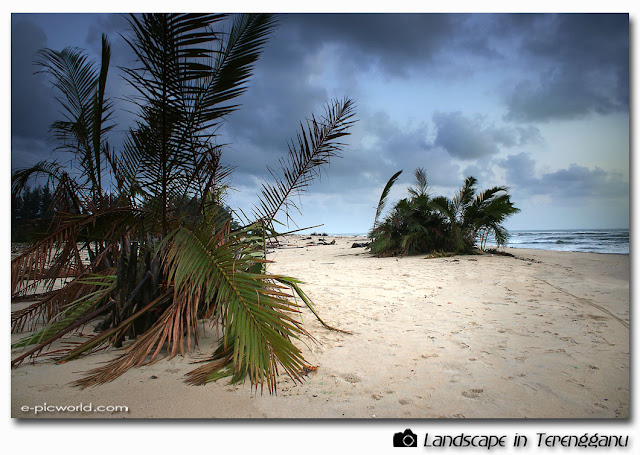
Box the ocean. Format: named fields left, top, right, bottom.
left=490, top=229, right=630, bottom=255
left=333, top=229, right=630, bottom=255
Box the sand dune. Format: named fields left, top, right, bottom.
left=11, top=235, right=629, bottom=418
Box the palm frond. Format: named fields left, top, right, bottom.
left=408, top=167, right=428, bottom=199
left=193, top=14, right=277, bottom=125
left=166, top=226, right=309, bottom=392
left=12, top=273, right=116, bottom=350
left=35, top=39, right=115, bottom=197
left=11, top=161, right=67, bottom=196
left=372, top=170, right=402, bottom=232
left=253, top=97, right=356, bottom=227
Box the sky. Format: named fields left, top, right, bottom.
left=10, top=11, right=630, bottom=234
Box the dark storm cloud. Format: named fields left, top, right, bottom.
left=11, top=18, right=60, bottom=169
left=277, top=13, right=463, bottom=78
left=499, top=152, right=628, bottom=199
left=218, top=12, right=462, bottom=176
left=501, top=14, right=629, bottom=122
left=432, top=111, right=542, bottom=160
left=213, top=13, right=475, bottom=192
left=11, top=19, right=54, bottom=141
left=339, top=110, right=460, bottom=188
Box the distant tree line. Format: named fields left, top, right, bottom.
left=11, top=185, right=54, bottom=242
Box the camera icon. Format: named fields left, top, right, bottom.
left=393, top=429, right=418, bottom=447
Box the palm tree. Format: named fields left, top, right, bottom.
left=431, top=176, right=479, bottom=252
left=369, top=168, right=446, bottom=256
left=14, top=35, right=116, bottom=206
left=467, top=186, right=521, bottom=250
left=369, top=169, right=519, bottom=256
left=11, top=13, right=356, bottom=393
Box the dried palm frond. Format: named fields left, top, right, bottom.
left=12, top=272, right=102, bottom=333
left=12, top=273, right=116, bottom=350
left=11, top=207, right=140, bottom=297
left=71, top=288, right=195, bottom=388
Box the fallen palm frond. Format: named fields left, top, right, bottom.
left=10, top=207, right=141, bottom=297
left=12, top=273, right=117, bottom=350
left=71, top=289, right=193, bottom=388
left=164, top=225, right=310, bottom=392
left=59, top=290, right=174, bottom=365
left=12, top=272, right=105, bottom=333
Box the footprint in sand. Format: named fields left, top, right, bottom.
left=462, top=388, right=484, bottom=398
left=342, top=374, right=361, bottom=384
left=421, top=353, right=439, bottom=359
left=398, top=398, right=413, bottom=405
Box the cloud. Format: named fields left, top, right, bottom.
left=11, top=18, right=56, bottom=142
left=432, top=111, right=541, bottom=160
left=10, top=13, right=628, bottom=232
left=501, top=14, right=628, bottom=122
left=499, top=152, right=628, bottom=199
left=278, top=14, right=462, bottom=78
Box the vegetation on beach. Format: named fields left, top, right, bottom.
left=11, top=13, right=356, bottom=392
left=368, top=168, right=520, bottom=256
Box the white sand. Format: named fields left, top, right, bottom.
left=11, top=235, right=629, bottom=418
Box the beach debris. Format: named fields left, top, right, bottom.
left=351, top=242, right=370, bottom=248
left=318, top=239, right=335, bottom=245
left=302, top=365, right=318, bottom=376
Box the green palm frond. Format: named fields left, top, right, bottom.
left=408, top=167, right=429, bottom=199
left=275, top=276, right=351, bottom=334
left=372, top=169, right=402, bottom=232
left=120, top=14, right=277, bottom=235
left=35, top=36, right=115, bottom=199
left=34, top=46, right=98, bottom=122
left=194, top=14, right=278, bottom=127
left=165, top=226, right=309, bottom=391
left=253, top=97, right=356, bottom=228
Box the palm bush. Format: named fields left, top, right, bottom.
left=11, top=13, right=356, bottom=393
left=369, top=168, right=519, bottom=256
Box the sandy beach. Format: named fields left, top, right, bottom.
left=11, top=235, right=629, bottom=419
